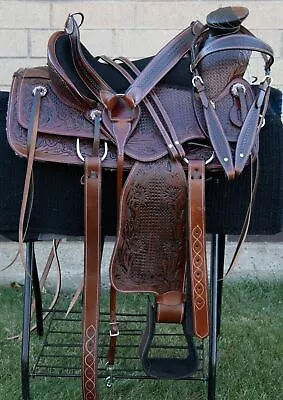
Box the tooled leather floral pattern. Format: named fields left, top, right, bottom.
left=111, top=158, right=187, bottom=294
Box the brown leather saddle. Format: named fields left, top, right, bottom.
left=6, top=6, right=274, bottom=399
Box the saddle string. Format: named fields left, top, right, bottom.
left=0, top=176, right=33, bottom=272
left=0, top=178, right=35, bottom=279
left=8, top=239, right=62, bottom=340
left=18, top=86, right=47, bottom=274
left=9, top=86, right=62, bottom=342
left=224, top=155, right=259, bottom=277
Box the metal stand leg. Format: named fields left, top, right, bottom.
left=31, top=253, right=43, bottom=336
left=207, top=233, right=223, bottom=400
left=216, top=234, right=225, bottom=337
left=21, top=242, right=33, bottom=400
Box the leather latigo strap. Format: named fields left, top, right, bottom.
left=82, top=156, right=101, bottom=400
left=188, top=161, right=209, bottom=339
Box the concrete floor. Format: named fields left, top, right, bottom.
left=0, top=239, right=282, bottom=292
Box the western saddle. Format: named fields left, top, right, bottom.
left=6, top=6, right=273, bottom=399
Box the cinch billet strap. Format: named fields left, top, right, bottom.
left=82, top=156, right=101, bottom=400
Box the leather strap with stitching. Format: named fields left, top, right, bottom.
left=82, top=156, right=101, bottom=400
left=188, top=160, right=209, bottom=339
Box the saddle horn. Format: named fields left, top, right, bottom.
left=206, top=6, right=249, bottom=34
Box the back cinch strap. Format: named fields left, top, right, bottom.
left=139, top=301, right=198, bottom=379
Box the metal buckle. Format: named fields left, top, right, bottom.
left=109, top=322, right=119, bottom=337
left=192, top=75, right=204, bottom=87
left=76, top=139, right=108, bottom=162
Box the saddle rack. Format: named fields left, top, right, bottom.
left=20, top=234, right=225, bottom=400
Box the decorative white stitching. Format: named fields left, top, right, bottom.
left=192, top=225, right=205, bottom=311
left=84, top=324, right=97, bottom=400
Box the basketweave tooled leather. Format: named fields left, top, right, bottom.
left=7, top=66, right=254, bottom=168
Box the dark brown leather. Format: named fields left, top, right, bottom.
left=82, top=156, right=101, bottom=400
left=6, top=68, right=256, bottom=169
left=6, top=6, right=274, bottom=390
left=110, top=158, right=187, bottom=294
left=191, top=34, right=274, bottom=72
left=188, top=161, right=209, bottom=339
left=206, top=6, right=249, bottom=33
left=7, top=11, right=273, bottom=172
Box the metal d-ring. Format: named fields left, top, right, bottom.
left=76, top=139, right=108, bottom=162
left=183, top=142, right=215, bottom=166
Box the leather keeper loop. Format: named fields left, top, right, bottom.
left=156, top=291, right=186, bottom=323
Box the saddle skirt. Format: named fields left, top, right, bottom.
left=8, top=58, right=256, bottom=170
